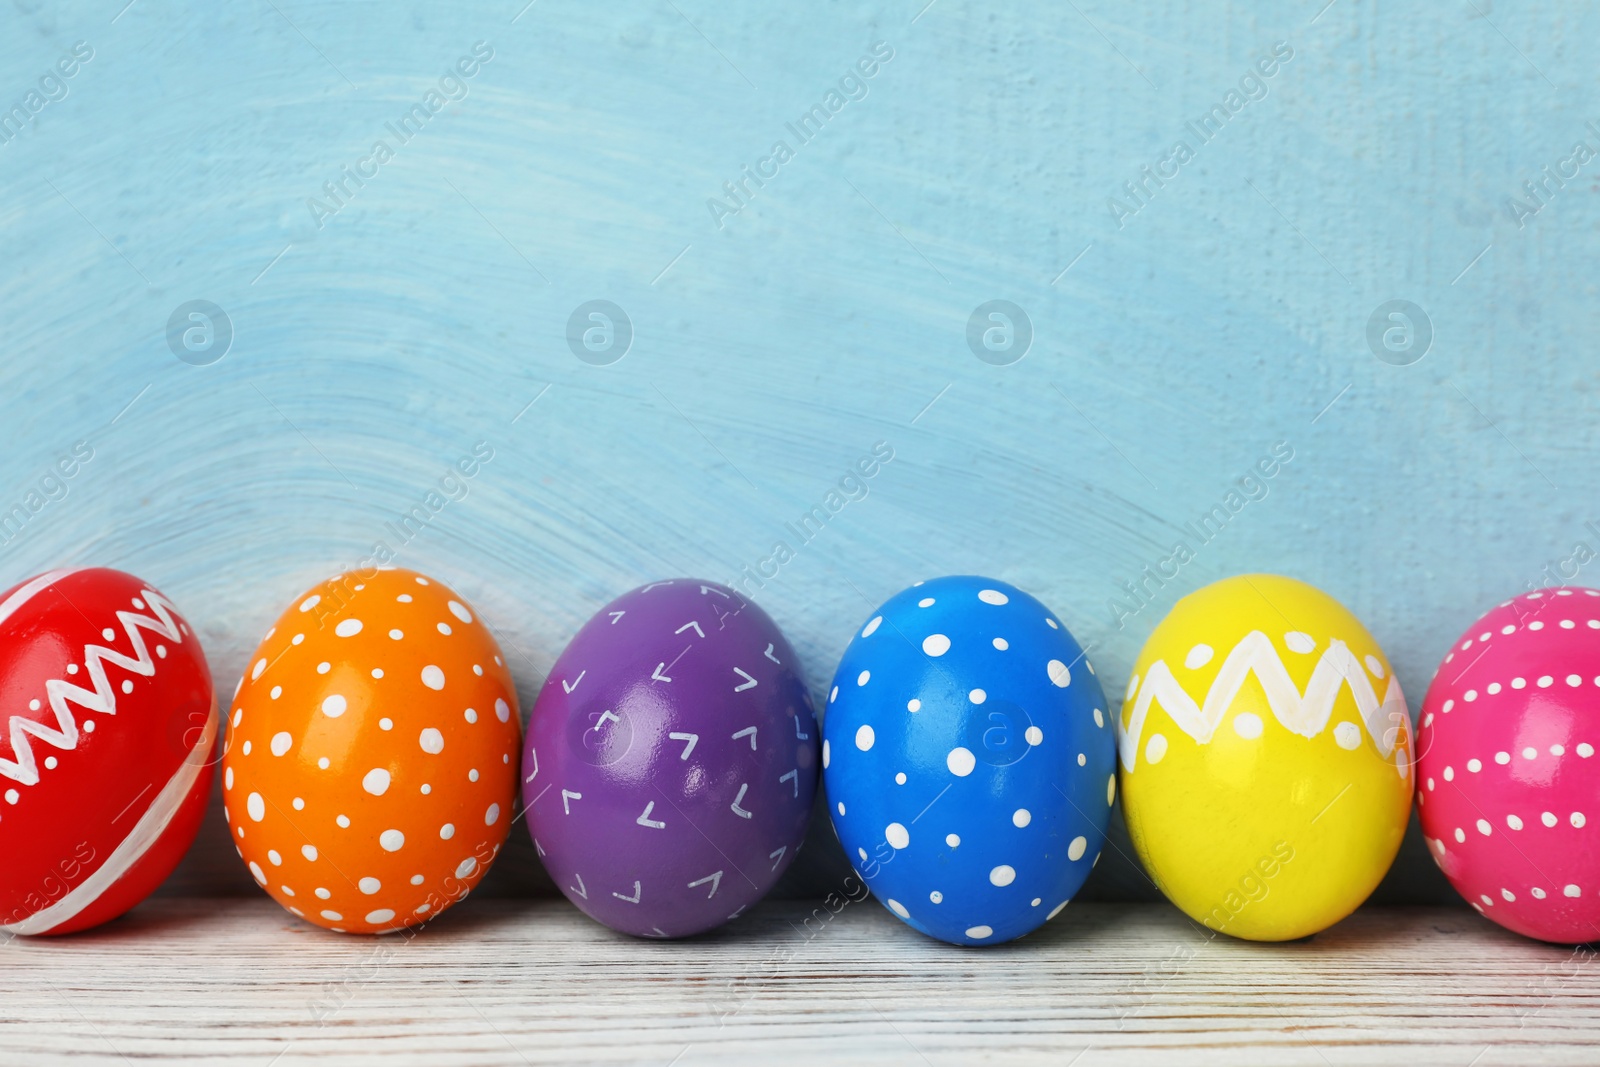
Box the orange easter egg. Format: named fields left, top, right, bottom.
left=222, top=568, right=520, bottom=933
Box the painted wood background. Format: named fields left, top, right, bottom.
left=1, top=0, right=1595, bottom=908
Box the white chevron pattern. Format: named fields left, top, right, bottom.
left=0, top=573, right=186, bottom=787
left=1116, top=631, right=1409, bottom=772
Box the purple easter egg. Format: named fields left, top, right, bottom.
left=524, top=579, right=818, bottom=937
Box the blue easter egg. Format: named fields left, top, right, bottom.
left=822, top=576, right=1115, bottom=945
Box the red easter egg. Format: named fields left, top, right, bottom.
left=0, top=568, right=216, bottom=936
left=1417, top=587, right=1600, bottom=942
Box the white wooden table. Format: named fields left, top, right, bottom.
left=2, top=898, right=1595, bottom=1065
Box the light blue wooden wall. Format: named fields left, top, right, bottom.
left=2, top=0, right=1595, bottom=905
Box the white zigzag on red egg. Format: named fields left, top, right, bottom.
left=0, top=571, right=187, bottom=789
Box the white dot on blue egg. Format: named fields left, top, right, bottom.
left=930, top=891, right=943, bottom=903
left=885, top=823, right=909, bottom=849
left=923, top=633, right=951, bottom=656
left=947, top=747, right=976, bottom=776
left=969, top=688, right=986, bottom=704
left=858, top=847, right=867, bottom=861
left=856, top=725, right=875, bottom=751
left=895, top=772, right=907, bottom=785
left=1013, top=809, right=1031, bottom=827
left=966, top=925, right=993, bottom=939
left=862, top=616, right=882, bottom=637
left=887, top=899, right=910, bottom=918
left=946, top=833, right=960, bottom=848
left=993, top=637, right=1009, bottom=650
left=918, top=597, right=935, bottom=608
left=857, top=670, right=870, bottom=686
left=907, top=699, right=921, bottom=712
left=978, top=589, right=1008, bottom=605
left=1026, top=727, right=1043, bottom=746
left=990, top=865, right=1015, bottom=887
left=829, top=685, right=838, bottom=703
left=1048, top=660, right=1070, bottom=687
left=1069, top=836, right=1087, bottom=860
left=838, top=802, right=846, bottom=815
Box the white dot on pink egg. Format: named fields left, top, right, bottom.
left=1417, top=595, right=1600, bottom=942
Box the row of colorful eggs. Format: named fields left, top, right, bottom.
left=1, top=566, right=1595, bottom=946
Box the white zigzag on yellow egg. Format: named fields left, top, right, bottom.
left=1117, top=631, right=1408, bottom=772
left=0, top=570, right=186, bottom=788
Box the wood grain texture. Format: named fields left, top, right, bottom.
left=0, top=0, right=1594, bottom=909
left=4, top=899, right=1600, bottom=1065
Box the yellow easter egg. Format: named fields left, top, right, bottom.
left=1117, top=574, right=1413, bottom=940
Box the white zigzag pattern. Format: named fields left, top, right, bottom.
left=0, top=587, right=185, bottom=787
left=1116, top=630, right=1408, bottom=773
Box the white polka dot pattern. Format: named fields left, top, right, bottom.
left=1417, top=587, right=1600, bottom=943
left=221, top=567, right=519, bottom=936
left=822, top=576, right=1113, bottom=947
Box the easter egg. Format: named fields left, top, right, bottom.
left=223, top=568, right=520, bottom=934
left=823, top=576, right=1115, bottom=946
left=1117, top=574, right=1412, bottom=940
left=1416, top=587, right=1600, bottom=943
left=0, top=568, right=215, bottom=936
left=524, top=579, right=817, bottom=938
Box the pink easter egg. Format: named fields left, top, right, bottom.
left=1416, top=587, right=1600, bottom=943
